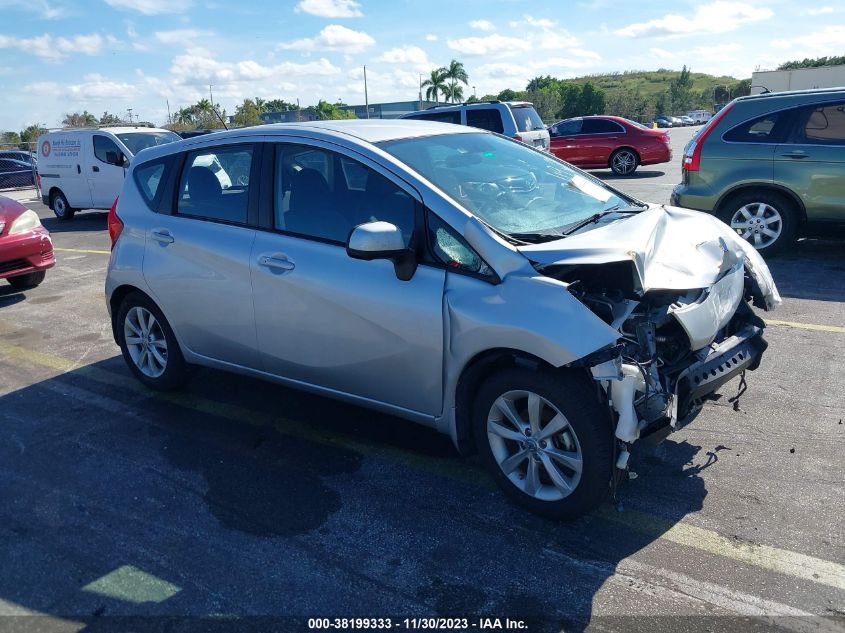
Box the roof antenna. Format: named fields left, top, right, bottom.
left=209, top=83, right=229, bottom=130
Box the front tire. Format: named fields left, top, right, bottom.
left=718, top=191, right=797, bottom=255
left=116, top=292, right=189, bottom=390
left=473, top=368, right=613, bottom=519
left=8, top=270, right=46, bottom=289
left=50, top=190, right=75, bottom=221
left=609, top=148, right=639, bottom=176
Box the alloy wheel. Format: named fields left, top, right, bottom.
left=487, top=390, right=583, bottom=502
left=730, top=202, right=783, bottom=249
left=612, top=150, right=636, bottom=175
left=124, top=306, right=168, bottom=378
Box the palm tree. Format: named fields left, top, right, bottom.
left=254, top=97, right=266, bottom=114
left=421, top=69, right=447, bottom=105
left=441, top=59, right=469, bottom=104
left=444, top=84, right=464, bottom=104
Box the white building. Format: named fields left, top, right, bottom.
left=751, top=64, right=845, bottom=94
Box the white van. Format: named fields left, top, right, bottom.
left=37, top=127, right=187, bottom=220
left=686, top=110, right=712, bottom=125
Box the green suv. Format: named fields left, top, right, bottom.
left=671, top=88, right=845, bottom=254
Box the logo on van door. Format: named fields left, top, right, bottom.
left=41, top=140, right=51, bottom=157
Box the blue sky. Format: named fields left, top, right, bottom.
left=1, top=0, right=842, bottom=130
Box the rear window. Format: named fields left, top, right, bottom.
left=510, top=106, right=545, bottom=133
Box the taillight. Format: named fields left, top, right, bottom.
left=682, top=102, right=734, bottom=172
left=108, top=196, right=123, bottom=250
left=513, top=134, right=523, bottom=143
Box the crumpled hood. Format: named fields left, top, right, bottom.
left=519, top=204, right=781, bottom=309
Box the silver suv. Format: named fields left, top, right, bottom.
left=106, top=120, right=779, bottom=519
left=401, top=101, right=550, bottom=151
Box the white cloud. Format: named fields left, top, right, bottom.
left=509, top=15, right=557, bottom=29
left=295, top=0, right=362, bottom=18
left=425, top=34, right=438, bottom=41
left=469, top=20, right=495, bottom=31
left=616, top=2, right=772, bottom=38
left=0, top=0, right=68, bottom=18
left=801, top=6, right=834, bottom=15
left=447, top=33, right=532, bottom=56
left=278, top=25, right=375, bottom=54
left=377, top=45, right=431, bottom=71
left=104, top=0, right=192, bottom=15
left=771, top=25, right=845, bottom=53
left=23, top=73, right=138, bottom=101
left=154, top=29, right=213, bottom=44
left=0, top=32, right=104, bottom=60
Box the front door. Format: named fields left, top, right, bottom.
left=88, top=134, right=128, bottom=208
left=775, top=101, right=845, bottom=222
left=142, top=142, right=260, bottom=368
left=250, top=142, right=446, bottom=416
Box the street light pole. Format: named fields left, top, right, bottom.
left=363, top=65, right=369, bottom=119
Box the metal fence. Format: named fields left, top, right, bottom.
left=0, top=141, right=39, bottom=195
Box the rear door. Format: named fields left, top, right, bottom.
left=581, top=118, right=627, bottom=166
left=549, top=119, right=583, bottom=163
left=142, top=141, right=261, bottom=368
left=88, top=134, right=128, bottom=208
left=509, top=105, right=549, bottom=150
left=774, top=100, right=845, bottom=222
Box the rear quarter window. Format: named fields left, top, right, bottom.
left=406, top=111, right=462, bottom=124
left=723, top=111, right=792, bottom=143
left=510, top=106, right=545, bottom=133
left=133, top=157, right=172, bottom=211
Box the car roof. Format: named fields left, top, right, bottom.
left=134, top=119, right=480, bottom=162
left=736, top=87, right=845, bottom=102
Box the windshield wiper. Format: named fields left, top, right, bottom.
left=560, top=206, right=642, bottom=236
left=506, top=231, right=565, bottom=244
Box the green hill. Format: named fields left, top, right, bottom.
left=568, top=69, right=746, bottom=105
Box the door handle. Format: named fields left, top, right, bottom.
left=151, top=229, right=174, bottom=244
left=92, top=165, right=100, bottom=172
left=76, top=165, right=81, bottom=174
left=781, top=151, right=808, bottom=159
left=258, top=253, right=295, bottom=271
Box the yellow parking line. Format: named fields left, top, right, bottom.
left=1, top=338, right=844, bottom=591
left=765, top=319, right=845, bottom=334
left=54, top=247, right=111, bottom=255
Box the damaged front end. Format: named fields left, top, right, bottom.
left=539, top=242, right=773, bottom=450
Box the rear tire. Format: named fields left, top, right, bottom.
left=50, top=190, right=75, bottom=221
left=609, top=148, right=639, bottom=176
left=472, top=367, right=613, bottom=520
left=8, top=270, right=46, bottom=289
left=116, top=291, right=189, bottom=390
left=718, top=190, right=798, bottom=256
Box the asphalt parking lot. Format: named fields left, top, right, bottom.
left=1, top=127, right=843, bottom=633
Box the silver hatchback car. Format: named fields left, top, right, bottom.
left=106, top=120, right=780, bottom=519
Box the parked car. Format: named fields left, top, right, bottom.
left=669, top=116, right=685, bottom=127
left=686, top=110, right=712, bottom=125
left=106, top=120, right=779, bottom=519
left=0, top=150, right=37, bottom=167
left=548, top=116, right=672, bottom=175
left=672, top=87, right=845, bottom=254
left=0, top=158, right=35, bottom=188
left=401, top=101, right=550, bottom=151
left=678, top=115, right=695, bottom=126
left=36, top=126, right=183, bottom=220
left=0, top=195, right=54, bottom=288
left=653, top=116, right=673, bottom=128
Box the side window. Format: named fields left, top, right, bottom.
left=177, top=145, right=253, bottom=223
left=800, top=103, right=845, bottom=145
left=427, top=212, right=495, bottom=280
left=550, top=119, right=582, bottom=137
left=275, top=144, right=415, bottom=245
left=93, top=135, right=122, bottom=165
left=466, top=108, right=504, bottom=134
left=134, top=158, right=169, bottom=210
left=724, top=112, right=788, bottom=143
left=581, top=118, right=624, bottom=134
left=410, top=111, right=461, bottom=124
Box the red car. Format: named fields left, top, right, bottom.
left=0, top=195, right=54, bottom=289
left=549, top=116, right=672, bottom=175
